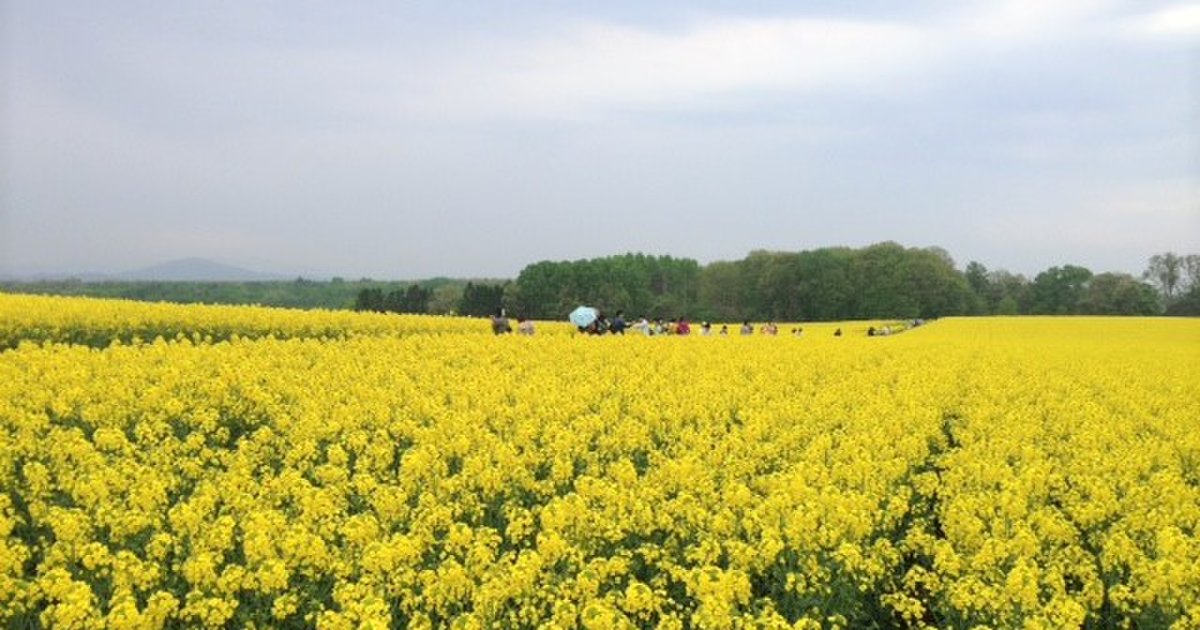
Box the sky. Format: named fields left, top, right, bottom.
left=1, top=0, right=1198, bottom=279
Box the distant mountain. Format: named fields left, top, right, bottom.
left=115, top=258, right=290, bottom=282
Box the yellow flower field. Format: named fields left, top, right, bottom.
left=0, top=293, right=578, bottom=351
left=0, top=295, right=1197, bottom=628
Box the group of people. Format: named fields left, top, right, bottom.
left=584, top=312, right=693, bottom=336
left=491, top=307, right=919, bottom=338
left=490, top=308, right=535, bottom=336
left=581, top=312, right=829, bottom=337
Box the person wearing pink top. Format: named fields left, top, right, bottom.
left=676, top=317, right=691, bottom=335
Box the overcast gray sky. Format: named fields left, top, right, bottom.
left=2, top=0, right=1198, bottom=279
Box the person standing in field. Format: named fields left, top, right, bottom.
left=740, top=321, right=754, bottom=335
left=491, top=308, right=512, bottom=334
left=677, top=317, right=691, bottom=335
left=611, top=310, right=628, bottom=335
left=518, top=317, right=535, bottom=335
left=592, top=313, right=610, bottom=335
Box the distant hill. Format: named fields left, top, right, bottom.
left=115, top=258, right=289, bottom=282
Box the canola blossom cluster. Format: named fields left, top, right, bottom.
left=0, top=293, right=576, bottom=351
left=0, top=294, right=1197, bottom=628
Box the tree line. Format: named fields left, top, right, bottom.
left=502, top=245, right=1198, bottom=322
left=5, top=245, right=1197, bottom=320
left=353, top=281, right=508, bottom=318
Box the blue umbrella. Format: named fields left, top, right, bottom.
left=569, top=306, right=598, bottom=328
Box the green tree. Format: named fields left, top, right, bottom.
left=964, top=261, right=989, bottom=314
left=1185, top=255, right=1200, bottom=292
left=1164, top=254, right=1200, bottom=316
left=383, top=288, right=405, bottom=313
left=1080, top=273, right=1160, bottom=315
left=513, top=254, right=700, bottom=320
left=427, top=284, right=463, bottom=315
left=354, top=288, right=385, bottom=312
left=1144, top=252, right=1185, bottom=304
left=458, top=282, right=507, bottom=317
left=399, top=284, right=432, bottom=313
left=793, top=248, right=854, bottom=321
left=986, top=270, right=1031, bottom=315
left=905, top=246, right=971, bottom=318
left=513, top=261, right=571, bottom=319
left=851, top=242, right=919, bottom=318
left=756, top=252, right=805, bottom=321
left=1030, top=265, right=1093, bottom=314
left=1165, top=287, right=1200, bottom=316
left=697, top=260, right=745, bottom=322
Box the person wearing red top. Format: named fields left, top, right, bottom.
left=676, top=317, right=691, bottom=335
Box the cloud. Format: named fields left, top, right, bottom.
left=1124, top=3, right=1200, bottom=38
left=392, top=0, right=1185, bottom=121
left=947, top=0, right=1120, bottom=42
left=479, top=17, right=937, bottom=117
left=21, top=1, right=1181, bottom=127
